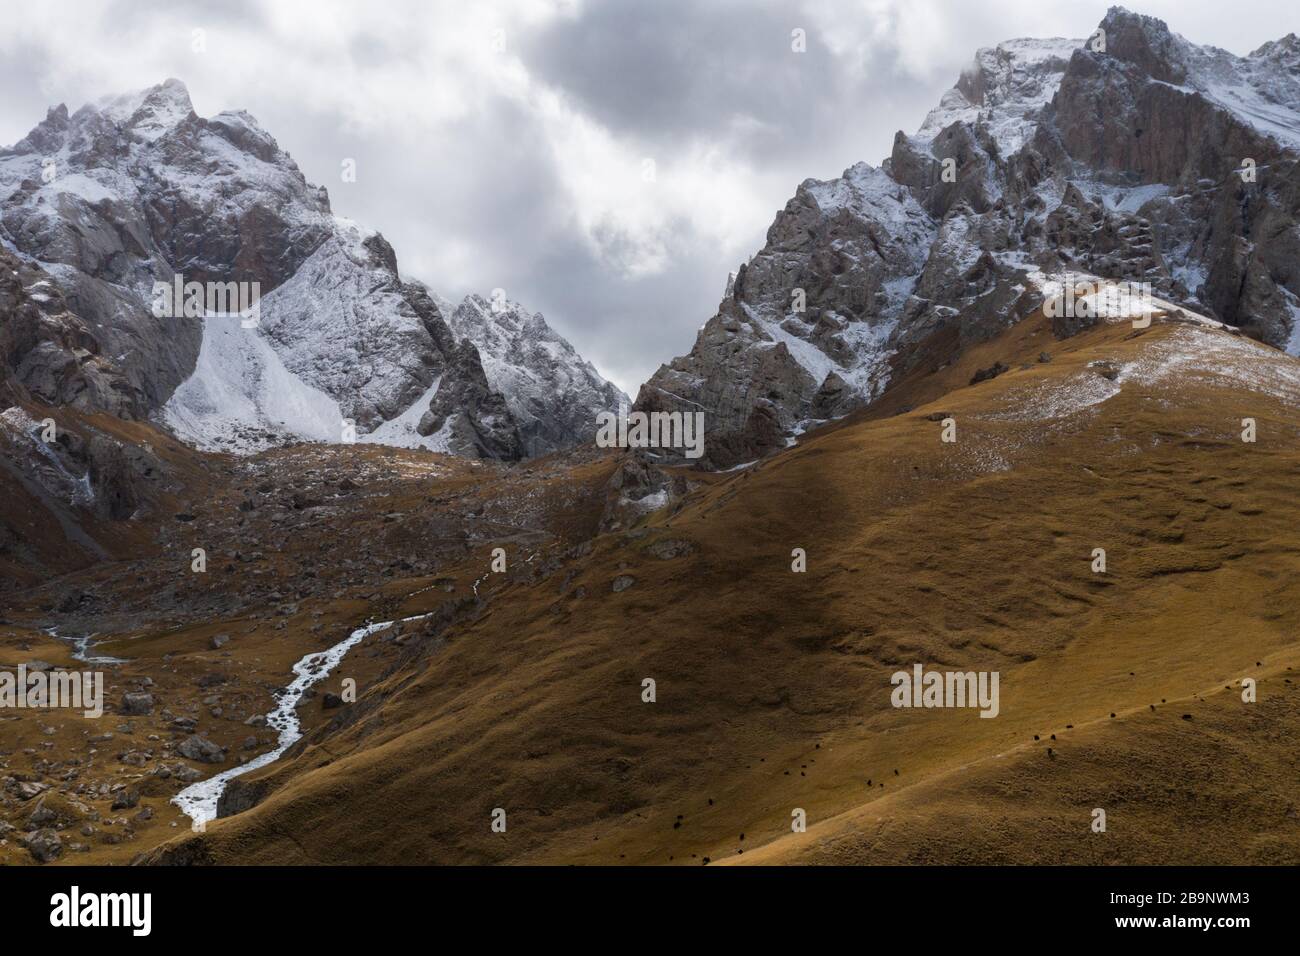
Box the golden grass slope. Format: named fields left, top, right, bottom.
left=150, top=311, right=1300, bottom=866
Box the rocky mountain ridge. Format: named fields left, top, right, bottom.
left=637, top=6, right=1300, bottom=467
left=0, top=78, right=622, bottom=460
left=443, top=293, right=630, bottom=459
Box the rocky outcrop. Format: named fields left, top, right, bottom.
left=599, top=451, right=691, bottom=532
left=216, top=776, right=270, bottom=818
left=120, top=692, right=154, bottom=716
left=417, top=337, right=523, bottom=460
left=0, top=249, right=141, bottom=414
left=22, top=828, right=62, bottom=863
left=1043, top=8, right=1300, bottom=346
left=637, top=163, right=934, bottom=467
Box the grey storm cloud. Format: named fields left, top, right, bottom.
left=517, top=0, right=860, bottom=160
left=3, top=0, right=1299, bottom=395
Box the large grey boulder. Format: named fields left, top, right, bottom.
left=177, top=735, right=225, bottom=763
left=23, top=828, right=63, bottom=864
left=120, top=692, right=154, bottom=716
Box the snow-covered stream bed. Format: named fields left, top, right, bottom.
left=172, top=614, right=427, bottom=827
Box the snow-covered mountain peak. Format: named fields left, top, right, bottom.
left=1, top=79, right=625, bottom=461
left=1097, top=6, right=1300, bottom=149
left=446, top=293, right=629, bottom=458
left=800, top=162, right=935, bottom=266
left=805, top=162, right=913, bottom=215
left=455, top=294, right=555, bottom=339
left=94, top=77, right=196, bottom=141
left=914, top=37, right=1081, bottom=157
left=1249, top=33, right=1300, bottom=62
left=640, top=6, right=1300, bottom=468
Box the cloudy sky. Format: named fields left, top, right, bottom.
left=3, top=0, right=1297, bottom=395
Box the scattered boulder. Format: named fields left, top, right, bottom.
left=120, top=692, right=154, bottom=716
left=23, top=828, right=62, bottom=864
left=612, top=575, right=636, bottom=593
left=289, top=491, right=322, bottom=510
left=177, top=735, right=225, bottom=764
left=28, top=795, right=67, bottom=827
left=646, top=538, right=694, bottom=560
left=970, top=361, right=1010, bottom=384
left=57, top=590, right=89, bottom=613
left=16, top=781, right=49, bottom=801
left=1089, top=360, right=1122, bottom=381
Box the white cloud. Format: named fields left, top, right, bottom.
left=2, top=0, right=1299, bottom=394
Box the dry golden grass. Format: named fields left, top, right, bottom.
left=131, top=311, right=1300, bottom=866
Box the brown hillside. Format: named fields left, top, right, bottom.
left=135, top=309, right=1300, bottom=866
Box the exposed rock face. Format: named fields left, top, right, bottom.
left=0, top=248, right=140, bottom=414
left=445, top=295, right=629, bottom=457
left=2, top=79, right=619, bottom=461
left=638, top=163, right=933, bottom=468
left=1040, top=9, right=1300, bottom=347
left=0, top=394, right=163, bottom=532
left=84, top=433, right=146, bottom=520
left=255, top=232, right=447, bottom=431
left=216, top=776, right=270, bottom=818
left=416, top=336, right=523, bottom=460
left=639, top=7, right=1300, bottom=467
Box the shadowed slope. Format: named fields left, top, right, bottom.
left=146, top=308, right=1300, bottom=866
